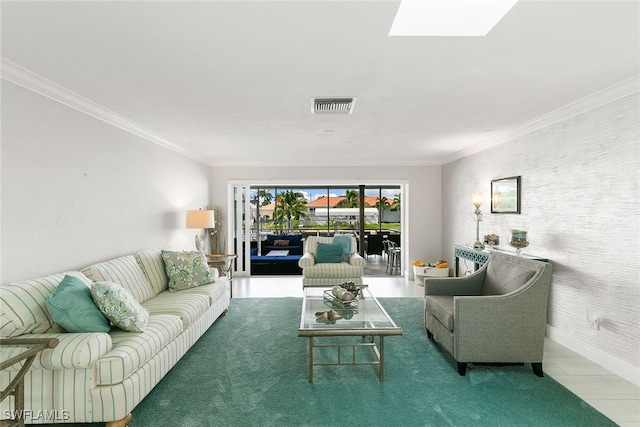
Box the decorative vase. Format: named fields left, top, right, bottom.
left=509, top=229, right=529, bottom=255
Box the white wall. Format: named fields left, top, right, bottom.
left=209, top=165, right=443, bottom=275
left=442, top=92, right=640, bottom=384
left=1, top=82, right=212, bottom=283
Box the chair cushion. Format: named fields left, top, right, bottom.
left=425, top=295, right=455, bottom=331
left=302, top=263, right=363, bottom=279
left=333, top=235, right=352, bottom=261
left=316, top=243, right=343, bottom=263
left=482, top=257, right=537, bottom=296
left=45, top=275, right=110, bottom=333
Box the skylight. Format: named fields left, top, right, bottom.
left=389, top=0, right=518, bottom=37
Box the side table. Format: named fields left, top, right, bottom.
left=206, top=254, right=238, bottom=297
left=1, top=338, right=59, bottom=427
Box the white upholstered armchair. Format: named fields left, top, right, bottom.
left=298, top=235, right=365, bottom=286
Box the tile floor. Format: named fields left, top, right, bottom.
left=232, top=275, right=640, bottom=426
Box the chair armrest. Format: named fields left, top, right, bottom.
left=349, top=253, right=366, bottom=268
left=454, top=291, right=548, bottom=361
left=425, top=271, right=485, bottom=296
left=298, top=253, right=316, bottom=268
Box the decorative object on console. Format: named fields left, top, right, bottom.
left=186, top=209, right=215, bottom=252
left=509, top=228, right=529, bottom=255
left=484, top=233, right=500, bottom=246
left=472, top=192, right=485, bottom=250
left=491, top=176, right=521, bottom=214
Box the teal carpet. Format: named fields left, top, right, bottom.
left=131, top=298, right=614, bottom=427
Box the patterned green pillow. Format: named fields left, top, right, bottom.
left=90, top=281, right=149, bottom=332
left=161, top=250, right=214, bottom=292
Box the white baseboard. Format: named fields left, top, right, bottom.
left=546, top=325, right=640, bottom=387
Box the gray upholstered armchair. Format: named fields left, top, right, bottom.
left=424, top=252, right=552, bottom=376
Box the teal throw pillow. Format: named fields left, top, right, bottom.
left=45, top=275, right=110, bottom=333
left=90, top=281, right=149, bottom=332
left=161, top=250, right=214, bottom=292
left=332, top=235, right=352, bottom=262
left=316, top=243, right=344, bottom=263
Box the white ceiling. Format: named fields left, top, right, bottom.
left=2, top=1, right=638, bottom=167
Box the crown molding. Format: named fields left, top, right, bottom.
left=442, top=75, right=640, bottom=165
left=0, top=57, right=209, bottom=165
left=3, top=57, right=637, bottom=169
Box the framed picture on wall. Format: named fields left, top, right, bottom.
left=491, top=176, right=521, bottom=214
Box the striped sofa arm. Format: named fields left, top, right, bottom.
left=0, top=332, right=112, bottom=371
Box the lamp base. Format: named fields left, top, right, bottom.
left=194, top=229, right=206, bottom=252
left=473, top=241, right=485, bottom=250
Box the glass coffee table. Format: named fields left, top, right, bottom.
left=298, top=286, right=402, bottom=383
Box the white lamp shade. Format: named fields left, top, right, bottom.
left=472, top=192, right=483, bottom=208
left=186, top=209, right=215, bottom=229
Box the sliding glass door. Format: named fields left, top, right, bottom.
left=229, top=183, right=404, bottom=277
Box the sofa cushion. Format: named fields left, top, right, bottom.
left=0, top=271, right=91, bottom=338
left=425, top=295, right=455, bottom=331
left=266, top=234, right=302, bottom=246
left=45, top=275, right=110, bottom=333
left=141, top=290, right=211, bottom=329
left=135, top=249, right=168, bottom=295
left=161, top=250, right=215, bottom=292
left=95, top=314, right=183, bottom=385
left=177, top=280, right=228, bottom=306
left=91, top=281, right=150, bottom=332
left=316, top=243, right=343, bottom=263
left=82, top=255, right=155, bottom=303
left=264, top=245, right=301, bottom=253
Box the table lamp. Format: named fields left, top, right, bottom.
left=186, top=209, right=215, bottom=252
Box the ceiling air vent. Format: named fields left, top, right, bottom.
left=311, top=97, right=357, bottom=114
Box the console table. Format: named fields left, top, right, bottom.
left=453, top=245, right=548, bottom=277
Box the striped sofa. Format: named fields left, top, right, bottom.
left=298, top=235, right=365, bottom=286
left=0, top=249, right=230, bottom=426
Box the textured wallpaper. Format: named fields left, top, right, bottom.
left=442, top=92, right=639, bottom=374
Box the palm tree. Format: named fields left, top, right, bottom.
left=390, top=194, right=401, bottom=211
left=274, top=190, right=309, bottom=231
left=375, top=196, right=389, bottom=211
left=336, top=189, right=359, bottom=208
left=252, top=189, right=273, bottom=207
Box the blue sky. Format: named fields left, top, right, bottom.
left=251, top=188, right=400, bottom=203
